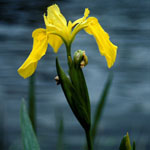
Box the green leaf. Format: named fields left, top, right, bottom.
left=91, top=73, right=113, bottom=141
left=20, top=99, right=40, bottom=150
left=56, top=58, right=90, bottom=130
left=119, top=132, right=131, bottom=150
left=56, top=58, right=74, bottom=107
left=28, top=74, right=36, bottom=132
left=69, top=61, right=91, bottom=120
left=132, top=141, right=136, bottom=150
left=56, top=116, right=64, bottom=150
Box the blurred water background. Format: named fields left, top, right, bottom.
left=0, top=0, right=150, bottom=150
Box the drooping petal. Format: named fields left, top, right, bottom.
left=18, top=28, right=48, bottom=79
left=47, top=34, right=63, bottom=53
left=85, top=17, right=118, bottom=68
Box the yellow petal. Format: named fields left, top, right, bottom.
left=18, top=28, right=48, bottom=79
left=72, top=8, right=90, bottom=27
left=44, top=14, right=60, bottom=31
left=68, top=21, right=73, bottom=34
left=47, top=4, right=67, bottom=27
left=85, top=17, right=118, bottom=68
left=71, top=8, right=90, bottom=42
left=47, top=34, right=63, bottom=53
left=44, top=5, right=70, bottom=45
left=71, top=21, right=88, bottom=42
left=84, top=8, right=90, bottom=18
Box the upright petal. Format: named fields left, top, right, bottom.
left=71, top=8, right=90, bottom=43
left=47, top=34, right=63, bottom=53
left=71, top=21, right=88, bottom=43
left=18, top=28, right=48, bottom=79
left=44, top=5, right=70, bottom=45
left=72, top=8, right=90, bottom=27
left=47, top=4, right=67, bottom=27
left=85, top=17, right=118, bottom=68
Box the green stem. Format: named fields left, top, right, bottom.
left=65, top=43, right=92, bottom=150
left=65, top=44, right=72, bottom=68
left=85, top=130, right=93, bottom=150
left=28, top=74, right=36, bottom=133
left=56, top=117, right=64, bottom=150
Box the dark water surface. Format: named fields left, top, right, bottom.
left=0, top=0, right=150, bottom=150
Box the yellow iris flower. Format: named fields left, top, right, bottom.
left=18, top=4, right=117, bottom=79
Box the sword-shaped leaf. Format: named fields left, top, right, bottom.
left=20, top=100, right=40, bottom=150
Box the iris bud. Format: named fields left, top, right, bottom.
left=73, top=50, right=88, bottom=68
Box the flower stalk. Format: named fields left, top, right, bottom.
left=86, top=130, right=93, bottom=150
left=28, top=74, right=36, bottom=133
left=65, top=43, right=72, bottom=68
left=56, top=48, right=93, bottom=149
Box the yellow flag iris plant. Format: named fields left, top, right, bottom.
left=18, top=4, right=118, bottom=150
left=18, top=4, right=117, bottom=79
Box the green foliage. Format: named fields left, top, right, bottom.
left=28, top=74, right=36, bottom=132
left=119, top=133, right=131, bottom=150
left=91, top=73, right=113, bottom=142
left=69, top=56, right=91, bottom=125
left=119, top=133, right=136, bottom=150
left=56, top=117, right=64, bottom=150
left=56, top=58, right=90, bottom=131
left=20, top=100, right=40, bottom=150
left=132, top=141, right=136, bottom=150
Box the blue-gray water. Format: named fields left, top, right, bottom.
left=0, top=0, right=150, bottom=150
